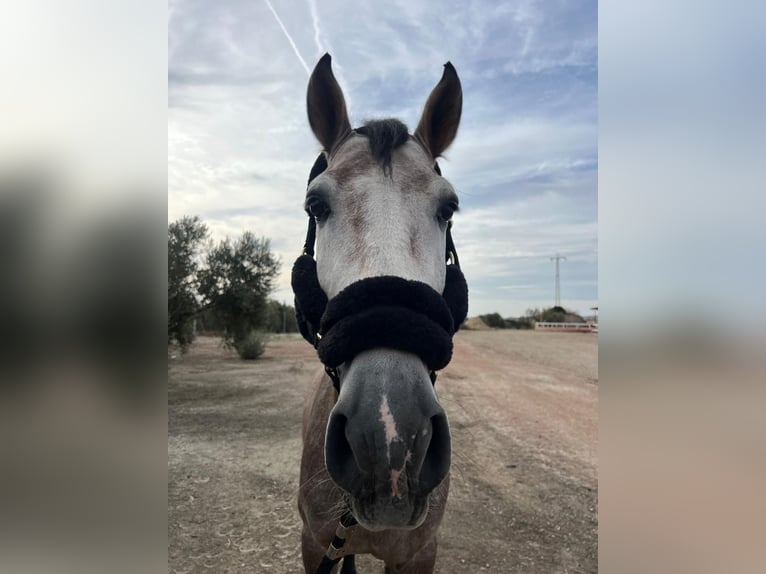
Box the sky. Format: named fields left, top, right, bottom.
left=168, top=0, right=597, bottom=318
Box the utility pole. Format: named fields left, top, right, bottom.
left=550, top=253, right=567, bottom=307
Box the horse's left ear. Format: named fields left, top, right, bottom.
left=307, top=53, right=352, bottom=153
left=415, top=62, right=462, bottom=159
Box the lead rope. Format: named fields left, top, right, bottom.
left=315, top=511, right=358, bottom=574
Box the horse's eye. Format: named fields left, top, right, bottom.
left=306, top=196, right=330, bottom=221
left=438, top=201, right=458, bottom=223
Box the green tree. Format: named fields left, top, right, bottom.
left=168, top=216, right=208, bottom=350
left=263, top=300, right=299, bottom=333
left=524, top=307, right=543, bottom=322
left=541, top=306, right=568, bottom=322
left=198, top=232, right=280, bottom=349
left=195, top=306, right=225, bottom=334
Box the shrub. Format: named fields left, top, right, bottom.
left=479, top=312, right=506, bottom=329
left=504, top=317, right=533, bottom=329
left=541, top=307, right=567, bottom=323
left=234, top=330, right=269, bottom=360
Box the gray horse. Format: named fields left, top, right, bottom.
left=296, top=54, right=463, bottom=573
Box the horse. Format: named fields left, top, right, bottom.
left=291, top=53, right=466, bottom=574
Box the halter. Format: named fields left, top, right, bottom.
left=291, top=153, right=469, bottom=392
left=313, top=510, right=358, bottom=574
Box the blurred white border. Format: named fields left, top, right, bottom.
left=600, top=1, right=766, bottom=572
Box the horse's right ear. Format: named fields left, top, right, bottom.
left=415, top=62, right=462, bottom=159
left=307, top=53, right=351, bottom=153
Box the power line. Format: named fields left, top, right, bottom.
left=550, top=253, right=567, bottom=307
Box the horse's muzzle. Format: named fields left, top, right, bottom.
left=324, top=349, right=451, bottom=529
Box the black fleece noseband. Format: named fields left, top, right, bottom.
left=291, top=153, right=468, bottom=390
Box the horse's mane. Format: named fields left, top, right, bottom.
left=355, top=119, right=409, bottom=175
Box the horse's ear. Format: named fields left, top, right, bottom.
left=307, top=53, right=352, bottom=153
left=415, top=62, right=462, bottom=159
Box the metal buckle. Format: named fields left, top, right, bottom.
left=325, top=542, right=348, bottom=561
left=335, top=522, right=352, bottom=539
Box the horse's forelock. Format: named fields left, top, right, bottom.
left=355, top=119, right=410, bottom=175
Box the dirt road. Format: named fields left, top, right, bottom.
left=169, top=330, right=597, bottom=573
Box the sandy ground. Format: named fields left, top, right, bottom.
left=168, top=330, right=597, bottom=573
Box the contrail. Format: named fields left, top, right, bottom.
left=307, top=0, right=324, bottom=55
left=262, top=0, right=311, bottom=76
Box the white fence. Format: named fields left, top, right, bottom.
left=535, top=322, right=598, bottom=333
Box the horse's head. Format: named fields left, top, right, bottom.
left=300, top=54, right=463, bottom=530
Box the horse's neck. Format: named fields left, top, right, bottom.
left=302, top=368, right=336, bottom=446
left=299, top=369, right=341, bottom=537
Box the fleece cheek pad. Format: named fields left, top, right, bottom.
left=443, top=264, right=468, bottom=329
left=291, top=254, right=327, bottom=347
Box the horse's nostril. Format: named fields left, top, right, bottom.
left=419, top=412, right=451, bottom=494
left=324, top=413, right=357, bottom=493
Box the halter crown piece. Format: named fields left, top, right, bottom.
left=291, top=153, right=469, bottom=391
